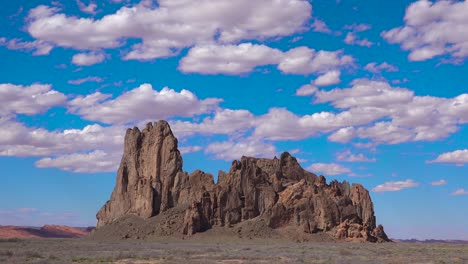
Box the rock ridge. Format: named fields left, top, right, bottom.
left=96, top=120, right=389, bottom=242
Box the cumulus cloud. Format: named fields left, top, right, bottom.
left=205, top=139, right=277, bottom=161
left=76, top=0, right=97, bottom=15
left=382, top=0, right=468, bottom=61
left=314, top=70, right=341, bottom=86
left=0, top=38, right=53, bottom=55
left=336, top=150, right=376, bottom=162
left=431, top=180, right=447, bottom=186
left=179, top=43, right=283, bottom=75
left=364, top=62, right=398, bottom=73
left=344, top=32, right=373, bottom=47
left=295, top=84, right=317, bottom=96
left=25, top=0, right=311, bottom=59
left=451, top=188, right=468, bottom=196
left=278, top=47, right=354, bottom=75
left=372, top=179, right=419, bottom=193
left=71, top=52, right=105, bottom=66
left=307, top=163, right=350, bottom=176
left=171, top=109, right=255, bottom=137
left=311, top=18, right=332, bottom=34
left=68, top=84, right=222, bottom=124
left=0, top=83, right=66, bottom=116
left=428, top=149, right=468, bottom=164
left=36, top=150, right=119, bottom=173
left=179, top=146, right=202, bottom=154
left=180, top=44, right=354, bottom=75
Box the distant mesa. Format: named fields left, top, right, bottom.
left=0, top=225, right=92, bottom=239
left=95, top=120, right=389, bottom=242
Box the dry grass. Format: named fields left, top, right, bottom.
left=0, top=238, right=466, bottom=264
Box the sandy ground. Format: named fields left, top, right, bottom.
left=0, top=237, right=467, bottom=264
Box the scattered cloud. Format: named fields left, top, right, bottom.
left=431, top=180, right=447, bottom=186
left=68, top=76, right=104, bottom=85
left=451, top=188, right=468, bottom=196
left=344, top=32, right=373, bottom=47
left=311, top=18, right=332, bottom=34
left=428, top=149, right=468, bottom=165
left=205, top=139, right=276, bottom=161
left=36, top=150, right=119, bottom=173
left=72, top=52, right=105, bottom=66
left=336, top=150, right=376, bottom=162
left=382, top=0, right=468, bottom=61
left=372, top=179, right=419, bottom=193
left=364, top=62, right=398, bottom=73
left=68, top=84, right=222, bottom=124
left=295, top=84, right=317, bottom=96
left=180, top=44, right=353, bottom=75
left=0, top=38, right=53, bottom=55
left=76, top=0, right=97, bottom=15
left=307, top=163, right=350, bottom=175
left=314, top=70, right=341, bottom=86
left=179, top=146, right=202, bottom=154
left=26, top=0, right=311, bottom=59
left=0, top=83, right=66, bottom=116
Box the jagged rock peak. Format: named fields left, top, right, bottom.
left=96, top=120, right=390, bottom=242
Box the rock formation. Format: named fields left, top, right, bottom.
left=96, top=120, right=389, bottom=242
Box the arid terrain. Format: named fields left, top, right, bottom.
left=1, top=236, right=467, bottom=264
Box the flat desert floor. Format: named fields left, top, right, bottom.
left=0, top=237, right=467, bottom=264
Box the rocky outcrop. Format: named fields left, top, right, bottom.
left=97, top=120, right=389, bottom=242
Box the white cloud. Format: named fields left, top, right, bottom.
left=311, top=18, right=332, bottom=34
left=179, top=146, right=202, bottom=154
left=0, top=38, right=53, bottom=55
left=26, top=0, right=311, bottom=59
left=314, top=70, right=341, bottom=86
left=431, top=180, right=447, bottom=186
left=0, top=83, right=66, bottom=116
left=36, top=150, right=119, bottom=173
left=179, top=43, right=283, bottom=75
left=307, top=163, right=350, bottom=176
left=171, top=109, right=255, bottom=137
left=72, top=52, right=105, bottom=66
left=344, top=23, right=371, bottom=32
left=336, top=150, right=376, bottom=162
left=429, top=149, right=468, bottom=164
left=205, top=139, right=276, bottom=161
left=295, top=84, right=317, bottom=96
left=76, top=0, right=97, bottom=15
left=452, top=188, right=468, bottom=196
left=382, top=0, right=468, bottom=61
left=372, top=179, right=419, bottom=193
left=344, top=32, right=373, bottom=47
left=68, top=76, right=104, bottom=85
left=68, top=84, right=222, bottom=124
left=364, top=62, right=398, bottom=73
left=180, top=44, right=354, bottom=75
left=278, top=47, right=354, bottom=74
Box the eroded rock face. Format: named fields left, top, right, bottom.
left=97, top=121, right=389, bottom=242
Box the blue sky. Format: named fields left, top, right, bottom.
left=0, top=0, right=467, bottom=240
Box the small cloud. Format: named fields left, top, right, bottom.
left=295, top=84, right=317, bottom=96
left=428, top=149, right=468, bottom=165
left=431, top=180, right=447, bottom=186
left=365, top=62, right=398, bottom=73
left=372, top=179, right=419, bottom=193
left=336, top=150, right=376, bottom=162
left=76, top=0, right=97, bottom=15
left=72, top=52, right=105, bottom=66
left=179, top=146, right=202, bottom=154
left=451, top=188, right=468, bottom=196
left=311, top=18, right=332, bottom=34
left=307, top=163, right=350, bottom=176
left=17, top=208, right=39, bottom=213
left=344, top=32, right=373, bottom=47
left=68, top=76, right=104, bottom=85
